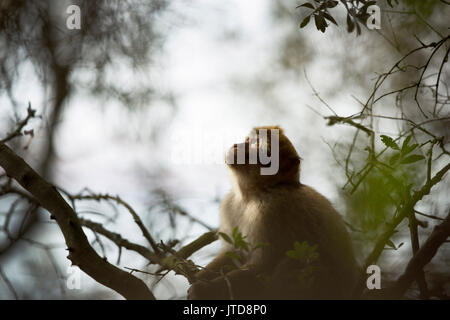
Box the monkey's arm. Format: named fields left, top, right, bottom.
left=194, top=250, right=236, bottom=281
left=189, top=264, right=266, bottom=300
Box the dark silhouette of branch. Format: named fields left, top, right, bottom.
left=153, top=189, right=215, bottom=231
left=407, top=211, right=429, bottom=298
left=354, top=162, right=450, bottom=297
left=78, top=217, right=160, bottom=263
left=0, top=0, right=171, bottom=273
left=365, top=162, right=449, bottom=265
left=149, top=231, right=219, bottom=284
left=0, top=266, right=18, bottom=299
left=392, top=211, right=450, bottom=297
left=326, top=115, right=374, bottom=136
left=66, top=192, right=160, bottom=254
left=0, top=181, right=40, bottom=255
left=0, top=103, right=36, bottom=144
left=0, top=142, right=155, bottom=300
left=80, top=215, right=219, bottom=284
left=21, top=237, right=67, bottom=297
left=363, top=211, right=450, bottom=299
left=176, top=231, right=218, bottom=260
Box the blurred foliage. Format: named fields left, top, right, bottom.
left=403, top=0, right=441, bottom=17
left=285, top=241, right=319, bottom=288
left=346, top=135, right=424, bottom=240
left=0, top=0, right=172, bottom=300
left=286, top=241, right=319, bottom=264
left=0, top=0, right=169, bottom=109
left=296, top=0, right=450, bottom=269
left=220, top=226, right=268, bottom=267
left=296, top=0, right=443, bottom=35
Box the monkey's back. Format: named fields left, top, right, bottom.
left=268, top=184, right=358, bottom=298
left=219, top=184, right=358, bottom=299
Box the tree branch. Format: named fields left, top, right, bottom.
left=68, top=192, right=160, bottom=254
left=363, top=211, right=450, bottom=299
left=0, top=103, right=36, bottom=144
left=0, top=142, right=155, bottom=300
left=392, top=211, right=450, bottom=298
left=354, top=162, right=450, bottom=297
left=79, top=217, right=161, bottom=264
left=176, top=231, right=218, bottom=260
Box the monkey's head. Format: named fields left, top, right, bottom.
left=226, top=126, right=301, bottom=193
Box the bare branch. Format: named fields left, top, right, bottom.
left=0, top=103, right=37, bottom=144
left=79, top=217, right=160, bottom=263
left=176, top=231, right=218, bottom=260
left=354, top=162, right=450, bottom=297
left=67, top=192, right=160, bottom=254
left=393, top=211, right=450, bottom=297
left=0, top=142, right=155, bottom=300
left=366, top=211, right=450, bottom=299
left=0, top=266, right=19, bottom=299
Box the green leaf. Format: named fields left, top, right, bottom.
left=300, top=15, right=311, bottom=28
left=314, top=14, right=327, bottom=33
left=254, top=242, right=269, bottom=249
left=232, top=226, right=238, bottom=238
left=387, top=0, right=400, bottom=7
left=225, top=251, right=240, bottom=260
left=386, top=240, right=396, bottom=249
left=389, top=153, right=400, bottom=166
left=294, top=241, right=304, bottom=251
left=403, top=143, right=418, bottom=156
left=397, top=242, right=404, bottom=249
left=234, top=238, right=249, bottom=251
left=347, top=14, right=354, bottom=33
left=286, top=241, right=319, bottom=263
left=322, top=12, right=337, bottom=25
left=361, top=1, right=377, bottom=13
left=401, top=135, right=419, bottom=156
left=355, top=22, right=361, bottom=36
left=400, top=154, right=425, bottom=164
left=380, top=135, right=400, bottom=150
left=401, top=135, right=412, bottom=152
left=376, top=165, right=402, bottom=189
left=296, top=2, right=314, bottom=9
left=326, top=0, right=339, bottom=8
left=286, top=250, right=299, bottom=260
left=219, top=232, right=233, bottom=244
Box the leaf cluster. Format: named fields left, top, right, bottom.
left=297, top=0, right=394, bottom=35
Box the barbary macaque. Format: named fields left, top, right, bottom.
left=188, top=126, right=358, bottom=299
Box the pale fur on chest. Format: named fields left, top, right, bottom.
left=219, top=193, right=264, bottom=248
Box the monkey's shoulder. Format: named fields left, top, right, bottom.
left=259, top=184, right=337, bottom=214
left=220, top=185, right=338, bottom=216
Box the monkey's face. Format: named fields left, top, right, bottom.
left=226, top=126, right=301, bottom=189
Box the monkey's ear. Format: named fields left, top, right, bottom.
left=290, top=156, right=301, bottom=168
left=282, top=156, right=300, bottom=179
